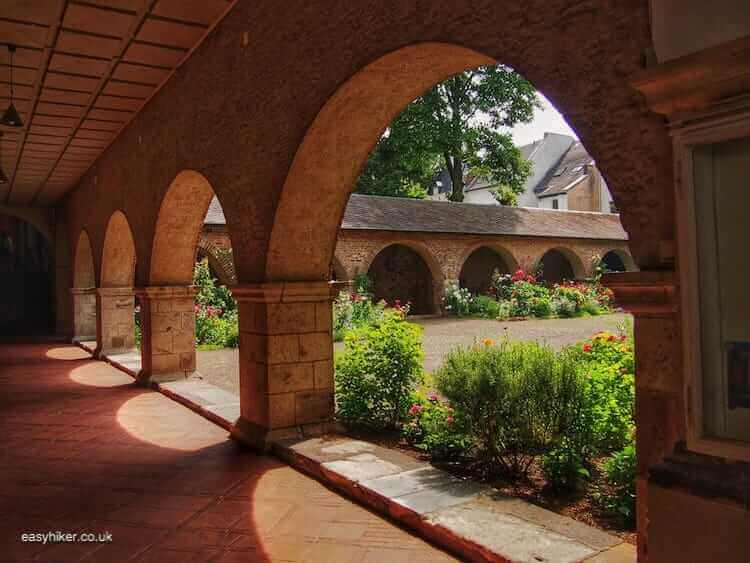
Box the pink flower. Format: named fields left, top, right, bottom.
left=408, top=404, right=423, bottom=416
left=446, top=416, right=454, bottom=424
left=427, top=393, right=438, bottom=403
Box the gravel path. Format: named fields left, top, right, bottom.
left=195, top=313, right=630, bottom=396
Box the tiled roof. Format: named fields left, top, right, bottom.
left=205, top=194, right=627, bottom=240
left=341, top=194, right=627, bottom=240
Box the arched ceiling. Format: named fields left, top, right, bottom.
left=0, top=0, right=234, bottom=206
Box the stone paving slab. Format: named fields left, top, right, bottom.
left=157, top=379, right=240, bottom=431
left=274, top=436, right=635, bottom=563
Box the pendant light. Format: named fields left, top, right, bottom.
left=0, top=132, right=8, bottom=185
left=2, top=44, right=23, bottom=128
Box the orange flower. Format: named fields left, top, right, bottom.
left=483, top=338, right=495, bottom=347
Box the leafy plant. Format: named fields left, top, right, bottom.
left=444, top=284, right=473, bottom=316
left=193, top=259, right=238, bottom=348
left=541, top=436, right=590, bottom=491
left=435, top=340, right=587, bottom=479
left=335, top=310, right=424, bottom=429
left=402, top=392, right=471, bottom=459
left=601, top=440, right=636, bottom=526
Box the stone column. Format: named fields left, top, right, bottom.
left=96, top=287, right=137, bottom=356
left=136, top=286, right=197, bottom=385
left=231, top=281, right=335, bottom=450
left=71, top=287, right=97, bottom=341
left=602, top=270, right=684, bottom=563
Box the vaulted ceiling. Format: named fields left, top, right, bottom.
left=0, top=0, right=233, bottom=206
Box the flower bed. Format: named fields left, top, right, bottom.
left=444, top=268, right=615, bottom=320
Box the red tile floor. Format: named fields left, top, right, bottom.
left=0, top=343, right=456, bottom=562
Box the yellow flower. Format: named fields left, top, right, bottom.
left=483, top=338, right=495, bottom=347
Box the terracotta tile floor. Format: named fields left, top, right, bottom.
left=0, top=343, right=456, bottom=562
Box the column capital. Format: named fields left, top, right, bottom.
left=601, top=270, right=679, bottom=317
left=135, top=285, right=198, bottom=300
left=97, top=286, right=135, bottom=297
left=232, top=281, right=332, bottom=304
left=70, top=286, right=96, bottom=296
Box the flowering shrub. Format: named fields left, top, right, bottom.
left=333, top=291, right=385, bottom=342
left=578, top=329, right=635, bottom=451
left=193, top=259, right=238, bottom=348
left=335, top=309, right=424, bottom=429
left=444, top=284, right=473, bottom=316
left=402, top=391, right=471, bottom=459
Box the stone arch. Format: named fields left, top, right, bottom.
left=101, top=210, right=136, bottom=288
left=266, top=43, right=494, bottom=282
left=602, top=249, right=636, bottom=273
left=330, top=254, right=347, bottom=282
left=536, top=247, right=585, bottom=284
left=150, top=170, right=217, bottom=286
left=366, top=242, right=442, bottom=315
left=458, top=244, right=519, bottom=295
left=73, top=230, right=96, bottom=289
left=196, top=236, right=236, bottom=285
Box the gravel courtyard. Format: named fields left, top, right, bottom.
left=194, top=313, right=630, bottom=397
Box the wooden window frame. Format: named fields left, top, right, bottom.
left=674, top=97, right=750, bottom=462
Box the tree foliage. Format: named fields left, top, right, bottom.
left=356, top=64, right=539, bottom=202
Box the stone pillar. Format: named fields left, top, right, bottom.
left=136, top=286, right=197, bottom=385
left=96, top=287, right=136, bottom=356
left=231, top=281, right=335, bottom=450
left=602, top=270, right=684, bottom=563
left=71, top=287, right=97, bottom=341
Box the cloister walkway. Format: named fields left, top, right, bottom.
left=0, top=343, right=455, bottom=563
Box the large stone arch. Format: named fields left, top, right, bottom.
left=101, top=210, right=136, bottom=288
left=366, top=241, right=443, bottom=315
left=264, top=36, right=671, bottom=284
left=97, top=210, right=137, bottom=354
left=458, top=243, right=520, bottom=295
left=536, top=246, right=586, bottom=283
left=73, top=231, right=96, bottom=289
left=71, top=230, right=97, bottom=342
left=150, top=170, right=217, bottom=286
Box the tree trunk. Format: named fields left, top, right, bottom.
left=448, top=154, right=464, bottom=202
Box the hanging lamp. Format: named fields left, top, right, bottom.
left=2, top=44, right=23, bottom=128
left=0, top=132, right=8, bottom=185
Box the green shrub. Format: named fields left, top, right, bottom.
left=335, top=310, right=424, bottom=429
left=402, top=392, right=471, bottom=460
left=602, top=439, right=636, bottom=526
left=332, top=291, right=385, bottom=342
left=531, top=295, right=553, bottom=317
left=469, top=294, right=502, bottom=318
left=193, top=259, right=238, bottom=348
left=541, top=436, right=590, bottom=491
left=435, top=340, right=587, bottom=479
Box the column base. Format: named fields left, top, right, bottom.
left=230, top=416, right=341, bottom=451
left=136, top=370, right=193, bottom=387
left=72, top=334, right=96, bottom=343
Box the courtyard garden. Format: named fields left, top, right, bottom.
left=333, top=286, right=636, bottom=539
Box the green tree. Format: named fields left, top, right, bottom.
left=356, top=64, right=539, bottom=202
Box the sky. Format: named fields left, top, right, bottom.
left=507, top=94, right=578, bottom=147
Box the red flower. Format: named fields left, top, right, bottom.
left=446, top=416, right=454, bottom=424
left=583, top=343, right=592, bottom=353
left=408, top=404, right=423, bottom=416
left=511, top=269, right=526, bottom=282
left=607, top=335, right=615, bottom=342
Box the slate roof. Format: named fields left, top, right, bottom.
left=535, top=141, right=593, bottom=198
left=204, top=197, right=227, bottom=225
left=205, top=194, right=626, bottom=240
left=340, top=194, right=627, bottom=240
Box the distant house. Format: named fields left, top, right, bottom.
left=428, top=133, right=616, bottom=213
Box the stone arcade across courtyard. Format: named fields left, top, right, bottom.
left=1, top=1, right=750, bottom=562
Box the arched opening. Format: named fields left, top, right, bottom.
left=537, top=248, right=584, bottom=284
left=602, top=249, right=635, bottom=273
left=459, top=246, right=516, bottom=295
left=72, top=231, right=97, bottom=342
left=367, top=244, right=437, bottom=315
left=99, top=210, right=137, bottom=355
left=148, top=173, right=239, bottom=389
left=0, top=213, right=55, bottom=336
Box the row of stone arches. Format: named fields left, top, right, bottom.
left=334, top=242, right=634, bottom=314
